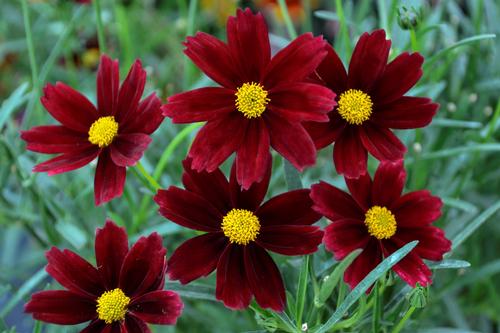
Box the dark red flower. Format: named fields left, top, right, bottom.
left=20, top=55, right=164, bottom=205
left=154, top=158, right=323, bottom=311
left=75, top=0, right=91, bottom=4
left=310, top=161, right=451, bottom=289
left=25, top=220, right=183, bottom=332
left=306, top=30, right=439, bottom=178
left=163, top=8, right=336, bottom=190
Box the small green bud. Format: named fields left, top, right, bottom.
left=406, top=284, right=428, bottom=308
left=397, top=5, right=422, bottom=30
left=255, top=313, right=278, bottom=332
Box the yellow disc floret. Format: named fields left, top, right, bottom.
left=222, top=208, right=261, bottom=245
left=96, top=288, right=130, bottom=324
left=364, top=206, right=397, bottom=240
left=88, top=116, right=119, bottom=147
left=337, top=89, right=373, bottom=125
left=235, top=82, right=270, bottom=119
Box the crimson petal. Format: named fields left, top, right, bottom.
left=391, top=190, right=442, bottom=227
left=323, top=219, right=369, bottom=260
left=371, top=160, right=406, bottom=207
left=110, top=133, right=152, bottom=167
left=230, top=154, right=271, bottom=210
left=310, top=181, right=364, bottom=221
left=316, top=43, right=348, bottom=93
left=359, top=123, right=406, bottom=161
left=94, top=150, right=126, bottom=206
left=33, top=146, right=99, bottom=175
left=121, top=93, right=163, bottom=134
left=344, top=239, right=381, bottom=290
left=304, top=112, right=346, bottom=149
left=125, top=315, right=151, bottom=333
left=333, top=126, right=367, bottom=179
left=115, top=59, right=146, bottom=124
left=394, top=226, right=451, bottom=261
left=129, top=290, right=183, bottom=325
left=345, top=173, right=372, bottom=211
left=257, top=225, right=323, bottom=256
left=21, top=125, right=90, bottom=154
left=371, top=96, right=439, bottom=129
left=96, top=55, right=119, bottom=117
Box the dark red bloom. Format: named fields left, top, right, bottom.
left=306, top=30, right=439, bottom=178
left=163, top=8, right=336, bottom=190
left=21, top=55, right=164, bottom=205
left=75, top=0, right=91, bottom=4
left=25, top=220, right=183, bottom=332
left=310, top=161, right=451, bottom=289
left=154, top=159, right=323, bottom=311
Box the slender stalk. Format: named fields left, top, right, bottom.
left=94, top=0, right=107, bottom=54
left=277, top=0, right=298, bottom=39
left=183, top=0, right=198, bottom=89
left=372, top=282, right=381, bottom=333
left=335, top=0, right=352, bottom=56
left=134, top=161, right=161, bottom=191
left=391, top=306, right=416, bottom=333
left=295, top=255, right=309, bottom=329
left=410, top=28, right=419, bottom=51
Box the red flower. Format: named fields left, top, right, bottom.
left=163, top=8, right=336, bottom=190
left=306, top=30, right=439, bottom=178
left=310, top=161, right=451, bottom=289
left=25, top=221, right=183, bottom=332
left=21, top=55, right=164, bottom=205
left=154, top=159, right=323, bottom=311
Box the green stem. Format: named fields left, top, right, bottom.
left=295, top=255, right=309, bottom=329
left=410, top=28, right=419, bottom=51
left=277, top=0, right=298, bottom=39
left=134, top=161, right=161, bottom=191
left=94, top=0, right=107, bottom=54
left=372, top=282, right=381, bottom=333
left=183, top=0, right=198, bottom=89
left=335, top=0, right=352, bottom=56
left=391, top=306, right=416, bottom=333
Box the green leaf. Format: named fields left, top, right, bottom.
left=55, top=221, right=87, bottom=249
left=283, top=160, right=302, bottom=190
left=428, top=259, right=471, bottom=270
left=0, top=268, right=47, bottom=317
left=412, top=144, right=500, bottom=161
left=0, top=82, right=29, bottom=129
left=417, top=329, right=482, bottom=333
left=167, top=281, right=216, bottom=301
left=295, top=255, right=309, bottom=327
left=430, top=119, right=482, bottom=129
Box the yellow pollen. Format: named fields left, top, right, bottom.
left=364, top=206, right=397, bottom=240
left=235, top=82, right=270, bottom=119
left=88, top=116, right=119, bottom=147
left=96, top=288, right=130, bottom=324
left=221, top=208, right=261, bottom=245
left=337, top=89, right=373, bottom=125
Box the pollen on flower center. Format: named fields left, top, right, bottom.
left=235, top=82, right=270, bottom=119
left=364, top=206, right=397, bottom=240
left=221, top=208, right=261, bottom=245
left=96, top=288, right=130, bottom=324
left=88, top=116, right=119, bottom=147
left=337, top=89, right=373, bottom=125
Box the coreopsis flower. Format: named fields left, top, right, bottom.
left=305, top=30, right=439, bottom=178
left=310, top=161, right=451, bottom=289
left=25, top=220, right=183, bottom=332
left=154, top=159, right=323, bottom=311
left=20, top=55, right=164, bottom=205
left=163, top=8, right=336, bottom=190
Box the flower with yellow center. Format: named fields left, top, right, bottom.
left=96, top=288, right=130, bottom=324
left=221, top=208, right=261, bottom=245
left=337, top=89, right=373, bottom=125
left=364, top=206, right=397, bottom=240
left=235, top=82, right=270, bottom=119
left=88, top=116, right=119, bottom=148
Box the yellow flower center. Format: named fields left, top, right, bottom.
left=221, top=208, right=261, bottom=245
left=88, top=116, right=119, bottom=148
left=337, top=89, right=373, bottom=125
left=364, top=206, right=397, bottom=240
left=235, top=82, right=270, bottom=119
left=96, top=288, right=130, bottom=324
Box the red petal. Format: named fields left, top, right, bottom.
left=347, top=30, right=391, bottom=92
left=316, top=43, right=348, bottom=93
left=21, top=125, right=90, bottom=154
left=115, top=59, right=146, bottom=124
left=125, top=315, right=151, bottom=333
left=121, top=93, right=163, bottom=134
left=110, top=133, right=152, bottom=167
left=323, top=219, right=370, bottom=260
left=33, top=146, right=99, bottom=175
left=244, top=244, right=285, bottom=311
left=394, top=226, right=451, bottom=261
left=391, top=190, right=443, bottom=227
left=359, top=123, right=406, bottom=161
left=333, top=126, right=367, bottom=179
left=167, top=233, right=227, bottom=284
left=96, top=55, right=119, bottom=116
left=95, top=220, right=129, bottom=289
left=257, top=225, right=323, bottom=255
left=80, top=320, right=106, bottom=333
left=371, top=160, right=406, bottom=207
left=304, top=112, right=346, bottom=149
left=129, top=290, right=183, bottom=325
left=24, top=290, right=96, bottom=325
left=164, top=87, right=236, bottom=123
left=371, top=96, right=439, bottom=129
left=310, top=181, right=364, bottom=221
left=94, top=150, right=126, bottom=206
left=154, top=187, right=223, bottom=232
left=345, top=173, right=372, bottom=211
left=344, top=239, right=381, bottom=290
left=215, top=245, right=252, bottom=310
left=257, top=189, right=320, bottom=226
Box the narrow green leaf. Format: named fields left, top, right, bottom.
left=412, top=144, right=500, bottom=161
left=430, top=119, right=482, bottom=129
left=0, top=268, right=47, bottom=317
left=295, top=255, right=309, bottom=327
left=0, top=82, right=29, bottom=129
left=416, top=329, right=482, bottom=333
left=427, top=259, right=471, bottom=270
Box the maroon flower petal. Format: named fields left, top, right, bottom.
left=317, top=44, right=348, bottom=92
left=359, top=123, right=406, bottom=162
left=95, top=220, right=129, bottom=289
left=188, top=113, right=246, bottom=173
left=80, top=319, right=106, bottom=333
left=394, top=226, right=451, bottom=261
left=94, top=150, right=126, bottom=206
left=97, top=55, right=119, bottom=117
left=310, top=181, right=364, bottom=221
left=154, top=187, right=223, bottom=232
left=244, top=244, right=285, bottom=311
left=216, top=244, right=252, bottom=310
left=263, top=33, right=327, bottom=88
left=45, top=247, right=103, bottom=297
left=32, top=146, right=99, bottom=175
left=41, top=83, right=98, bottom=133
left=391, top=190, right=442, bottom=227
left=21, top=125, right=90, bottom=154
left=333, top=126, right=367, bottom=179
left=257, top=225, right=323, bottom=255
left=167, top=233, right=228, bottom=284
left=345, top=173, right=372, bottom=211
left=347, top=30, right=391, bottom=92
left=24, top=290, right=96, bottom=325
left=268, top=82, right=336, bottom=122
left=119, top=232, right=167, bottom=297
left=266, top=112, right=316, bottom=171
left=115, top=59, right=146, bottom=124
left=227, top=8, right=270, bottom=82
left=371, top=160, right=406, bottom=207
left=344, top=239, right=381, bottom=290
left=163, top=87, right=236, bottom=123
left=184, top=32, right=241, bottom=88
left=121, top=93, right=163, bottom=135
left=371, top=97, right=439, bottom=129
left=304, top=112, right=346, bottom=149
left=125, top=315, right=151, bottom=333
left=257, top=189, right=320, bottom=226
left=109, top=133, right=152, bottom=167
left=323, top=219, right=370, bottom=260
left=129, top=290, right=183, bottom=325
left=372, top=52, right=423, bottom=104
